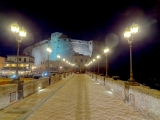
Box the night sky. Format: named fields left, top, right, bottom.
left=0, top=0, right=160, bottom=84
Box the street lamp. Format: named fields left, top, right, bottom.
left=46, top=47, right=52, bottom=76
left=10, top=22, right=27, bottom=80
left=97, top=55, right=100, bottom=74
left=124, top=23, right=139, bottom=83
left=57, top=55, right=60, bottom=73
left=104, top=48, right=109, bottom=77
left=93, top=59, right=96, bottom=73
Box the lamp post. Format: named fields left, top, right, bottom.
left=57, top=55, right=60, bottom=73
left=93, top=59, right=96, bottom=73
left=90, top=61, right=93, bottom=77
left=63, top=59, right=65, bottom=73
left=46, top=47, right=52, bottom=76
left=10, top=22, right=27, bottom=80
left=104, top=48, right=109, bottom=77
left=124, top=23, right=139, bottom=83
left=97, top=55, right=100, bottom=74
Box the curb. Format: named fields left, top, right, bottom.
left=16, top=75, right=74, bottom=120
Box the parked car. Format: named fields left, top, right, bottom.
left=9, top=74, right=20, bottom=80
left=42, top=71, right=57, bottom=77
left=32, top=73, right=42, bottom=79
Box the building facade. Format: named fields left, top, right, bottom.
left=0, top=56, right=5, bottom=70
left=72, top=54, right=91, bottom=73
left=23, top=32, right=104, bottom=72
left=1, top=55, right=34, bottom=77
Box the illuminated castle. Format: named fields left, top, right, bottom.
left=23, top=32, right=98, bottom=70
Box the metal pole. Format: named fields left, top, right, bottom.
left=16, top=41, right=20, bottom=80
left=129, top=42, right=134, bottom=82
left=58, top=59, right=59, bottom=73
left=48, top=53, right=49, bottom=76
left=106, top=55, right=108, bottom=77
left=98, top=60, right=99, bottom=74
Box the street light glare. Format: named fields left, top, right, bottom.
left=11, top=22, right=20, bottom=33
left=47, top=47, right=52, bottom=52
left=97, top=55, right=100, bottom=59
left=57, top=55, right=60, bottom=58
left=130, top=23, right=139, bottom=34
left=19, top=27, right=27, bottom=37
left=104, top=48, right=109, bottom=53
left=124, top=28, right=131, bottom=38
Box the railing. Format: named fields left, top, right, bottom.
left=0, top=72, right=72, bottom=110
left=86, top=71, right=160, bottom=120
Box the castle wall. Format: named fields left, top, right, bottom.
left=23, top=32, right=93, bottom=69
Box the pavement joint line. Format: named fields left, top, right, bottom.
left=15, top=74, right=74, bottom=120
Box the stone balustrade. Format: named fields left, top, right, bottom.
left=86, top=72, right=160, bottom=120
left=23, top=77, right=49, bottom=98
left=0, top=84, right=17, bottom=110
left=0, top=73, right=71, bottom=110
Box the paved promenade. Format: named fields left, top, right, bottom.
left=28, top=74, right=146, bottom=120
left=0, top=74, right=147, bottom=120
left=0, top=75, right=74, bottom=120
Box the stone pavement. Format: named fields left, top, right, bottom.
left=0, top=74, right=74, bottom=120
left=27, top=74, right=147, bottom=120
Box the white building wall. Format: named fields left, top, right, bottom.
left=23, top=32, right=93, bottom=69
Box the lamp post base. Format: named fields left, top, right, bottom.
left=105, top=74, right=110, bottom=78
left=126, top=81, right=140, bottom=86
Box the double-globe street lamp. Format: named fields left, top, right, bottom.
left=104, top=48, right=109, bottom=77
left=124, top=23, right=139, bottom=83
left=46, top=47, right=52, bottom=76
left=10, top=22, right=27, bottom=80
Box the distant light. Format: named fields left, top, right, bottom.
left=104, top=48, right=109, bottom=53
left=47, top=47, right=52, bottom=53
left=97, top=55, right=100, bottom=59
left=57, top=55, right=60, bottom=58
